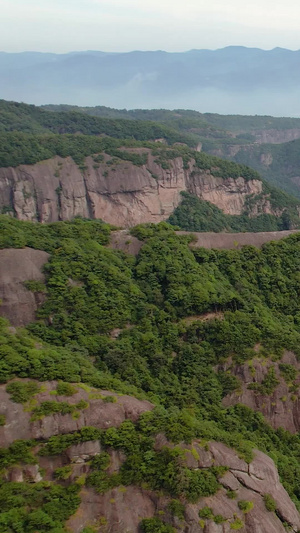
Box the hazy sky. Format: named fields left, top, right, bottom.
left=1, top=0, right=300, bottom=53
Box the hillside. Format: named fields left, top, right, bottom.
left=43, top=104, right=300, bottom=143
left=41, top=102, right=300, bottom=198
left=0, top=100, right=197, bottom=147
left=2, top=218, right=300, bottom=531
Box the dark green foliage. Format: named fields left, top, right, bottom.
left=217, top=372, right=240, bottom=397
left=39, top=427, right=103, bottom=456
left=214, top=514, right=226, bottom=524
left=0, top=100, right=197, bottom=146
left=279, top=364, right=297, bottom=383
left=30, top=399, right=88, bottom=421
left=140, top=518, right=175, bottom=533
left=6, top=381, right=40, bottom=403
left=102, top=395, right=116, bottom=403
left=24, top=280, right=47, bottom=293
left=227, top=490, right=237, bottom=499
left=0, top=415, right=5, bottom=426
left=230, top=518, right=244, bottom=530
left=0, top=214, right=111, bottom=252
left=198, top=507, right=214, bottom=519
left=238, top=500, right=254, bottom=513
left=263, top=493, right=277, bottom=512
left=54, top=465, right=73, bottom=480
left=56, top=382, right=78, bottom=396
left=0, top=479, right=80, bottom=532
left=248, top=367, right=280, bottom=396
left=167, top=499, right=185, bottom=520
left=0, top=440, right=36, bottom=469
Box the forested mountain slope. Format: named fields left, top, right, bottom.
left=43, top=102, right=300, bottom=198
left=2, top=218, right=300, bottom=531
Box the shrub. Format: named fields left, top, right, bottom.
left=167, top=499, right=185, bottom=520
left=198, top=507, right=214, bottom=519
left=214, top=514, right=225, bottom=524
left=230, top=518, right=244, bottom=530
left=54, top=465, right=73, bottom=480
left=226, top=490, right=237, bottom=499
left=103, top=395, right=117, bottom=403
left=56, top=382, right=78, bottom=396
left=238, top=500, right=253, bottom=513
left=6, top=381, right=40, bottom=403
left=263, top=493, right=277, bottom=512
left=140, top=517, right=175, bottom=533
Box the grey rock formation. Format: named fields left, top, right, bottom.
left=0, top=247, right=49, bottom=326
left=0, top=152, right=276, bottom=227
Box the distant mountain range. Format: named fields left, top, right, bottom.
left=1, top=47, right=300, bottom=115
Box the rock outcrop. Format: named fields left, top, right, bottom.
left=1, top=379, right=299, bottom=533
left=221, top=351, right=300, bottom=433
left=0, top=247, right=49, bottom=326
left=0, top=151, right=273, bottom=227
left=253, top=128, right=300, bottom=144
left=0, top=380, right=153, bottom=447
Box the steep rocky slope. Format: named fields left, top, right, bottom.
left=2, top=219, right=300, bottom=532
left=0, top=151, right=288, bottom=227
left=221, top=350, right=300, bottom=433
left=0, top=247, right=49, bottom=326
left=1, top=378, right=299, bottom=533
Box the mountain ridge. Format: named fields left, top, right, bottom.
left=1, top=47, right=300, bottom=114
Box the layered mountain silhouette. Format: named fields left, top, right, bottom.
left=1, top=47, right=300, bottom=115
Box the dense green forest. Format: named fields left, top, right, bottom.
left=0, top=130, right=261, bottom=179
left=2, top=217, right=300, bottom=531
left=0, top=100, right=198, bottom=147
left=43, top=104, right=300, bottom=135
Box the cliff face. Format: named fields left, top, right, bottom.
left=0, top=247, right=49, bottom=326
left=221, top=350, right=300, bottom=434
left=1, top=378, right=299, bottom=533
left=253, top=128, right=300, bottom=144
left=0, top=151, right=271, bottom=227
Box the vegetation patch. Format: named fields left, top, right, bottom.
left=263, top=493, right=277, bottom=512
left=238, top=500, right=254, bottom=513
left=248, top=367, right=280, bottom=396
left=6, top=381, right=40, bottom=404
left=55, top=381, right=78, bottom=396
left=30, top=400, right=89, bottom=421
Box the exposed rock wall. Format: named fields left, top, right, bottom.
left=1, top=379, right=299, bottom=533
left=221, top=351, right=300, bottom=433
left=0, top=247, right=49, bottom=326
left=253, top=128, right=300, bottom=144
left=0, top=151, right=272, bottom=227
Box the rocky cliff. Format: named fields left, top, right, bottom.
left=0, top=247, right=49, bottom=326
left=1, top=378, right=299, bottom=533
left=0, top=150, right=273, bottom=227
left=221, top=350, right=300, bottom=434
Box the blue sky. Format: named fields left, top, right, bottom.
left=1, top=0, right=300, bottom=52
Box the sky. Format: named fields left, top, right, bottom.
left=1, top=0, right=300, bottom=53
